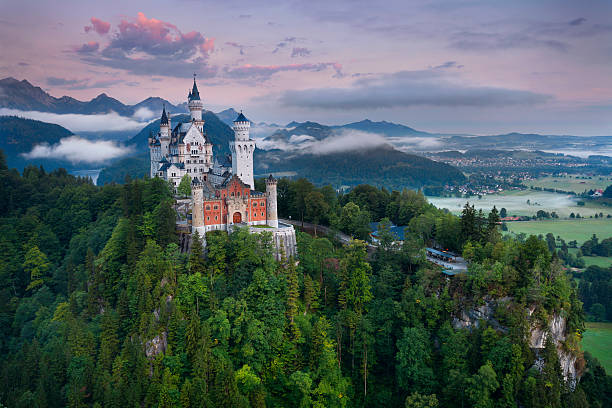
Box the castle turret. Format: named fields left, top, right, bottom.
left=159, top=105, right=170, bottom=157
left=188, top=76, right=204, bottom=133
left=229, top=111, right=256, bottom=189
left=191, top=179, right=205, bottom=238
left=266, top=174, right=278, bottom=228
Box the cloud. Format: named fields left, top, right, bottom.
left=22, top=136, right=132, bottom=163
left=309, top=130, right=389, bottom=154
left=291, top=47, right=311, bottom=57
left=133, top=106, right=155, bottom=121
left=44, top=77, right=124, bottom=90
left=278, top=69, right=551, bottom=110
left=84, top=17, right=111, bottom=35
left=76, top=41, right=100, bottom=54
left=450, top=31, right=569, bottom=52
left=569, top=17, right=587, bottom=26
left=226, top=41, right=246, bottom=55
left=224, top=62, right=343, bottom=80
left=0, top=108, right=148, bottom=132
left=431, top=61, right=463, bottom=70
left=77, top=12, right=216, bottom=78
left=46, top=77, right=87, bottom=87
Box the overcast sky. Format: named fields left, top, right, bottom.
left=1, top=0, right=611, bottom=135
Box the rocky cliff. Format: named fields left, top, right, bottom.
left=453, top=297, right=583, bottom=386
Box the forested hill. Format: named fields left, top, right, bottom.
left=0, top=115, right=73, bottom=169
left=1, top=153, right=610, bottom=407
left=255, top=144, right=466, bottom=189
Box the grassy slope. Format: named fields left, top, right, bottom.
left=567, top=248, right=612, bottom=268
left=524, top=174, right=612, bottom=193
left=505, top=218, right=612, bottom=243
left=583, top=322, right=612, bottom=373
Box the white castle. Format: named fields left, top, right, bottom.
left=148, top=78, right=296, bottom=259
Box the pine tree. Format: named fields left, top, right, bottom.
left=23, top=246, right=51, bottom=292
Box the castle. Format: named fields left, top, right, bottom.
left=148, top=78, right=296, bottom=259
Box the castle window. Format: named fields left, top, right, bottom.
left=215, top=216, right=218, bottom=220
left=207, top=217, right=210, bottom=221
left=261, top=202, right=265, bottom=207
left=231, top=192, right=234, bottom=197
left=205, top=205, right=211, bottom=210
left=253, top=202, right=257, bottom=207
left=261, top=212, right=264, bottom=216
left=213, top=205, right=218, bottom=210
left=172, top=173, right=176, bottom=177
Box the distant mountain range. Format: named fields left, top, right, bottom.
left=0, top=77, right=186, bottom=116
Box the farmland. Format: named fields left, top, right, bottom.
left=505, top=218, right=612, bottom=243
left=582, top=322, right=612, bottom=374
left=428, top=190, right=612, bottom=218
left=524, top=174, right=611, bottom=193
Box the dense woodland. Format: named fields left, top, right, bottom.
left=1, top=153, right=611, bottom=407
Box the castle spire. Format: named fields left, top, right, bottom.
left=160, top=104, right=169, bottom=125
left=189, top=73, right=200, bottom=101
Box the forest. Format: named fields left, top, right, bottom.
left=1, top=153, right=611, bottom=407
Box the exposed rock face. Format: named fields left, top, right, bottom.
left=452, top=297, right=509, bottom=332
left=145, top=332, right=167, bottom=358
left=529, top=313, right=577, bottom=387
left=454, top=299, right=580, bottom=386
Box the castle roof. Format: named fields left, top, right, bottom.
left=189, top=78, right=200, bottom=101
left=160, top=105, right=169, bottom=125
left=234, top=112, right=248, bottom=122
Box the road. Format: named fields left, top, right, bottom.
left=279, top=218, right=353, bottom=244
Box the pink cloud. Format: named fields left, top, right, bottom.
left=84, top=17, right=111, bottom=35
left=106, top=12, right=214, bottom=58
left=225, top=62, right=343, bottom=79
left=75, top=41, right=100, bottom=53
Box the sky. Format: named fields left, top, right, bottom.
left=1, top=0, right=611, bottom=135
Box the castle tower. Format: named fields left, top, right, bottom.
left=159, top=105, right=170, bottom=158
left=191, top=179, right=205, bottom=238
left=188, top=75, right=204, bottom=133
left=229, top=112, right=256, bottom=189
left=266, top=174, right=278, bottom=228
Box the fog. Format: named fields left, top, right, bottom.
left=0, top=108, right=149, bottom=132
left=22, top=136, right=133, bottom=163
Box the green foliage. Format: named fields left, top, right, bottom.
left=0, top=160, right=601, bottom=408
left=177, top=174, right=192, bottom=197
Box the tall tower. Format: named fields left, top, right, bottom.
left=188, top=75, right=204, bottom=133
left=266, top=174, right=278, bottom=228
left=159, top=105, right=170, bottom=158
left=229, top=112, right=255, bottom=189
left=191, top=179, right=205, bottom=239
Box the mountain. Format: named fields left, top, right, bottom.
left=255, top=144, right=465, bottom=189
left=335, top=119, right=433, bottom=137
left=264, top=121, right=334, bottom=143
left=0, top=116, right=73, bottom=169
left=0, top=77, right=185, bottom=116
left=215, top=108, right=247, bottom=126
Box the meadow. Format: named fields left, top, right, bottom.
left=524, top=174, right=611, bottom=194
left=505, top=218, right=612, bottom=243
left=428, top=190, right=612, bottom=218
left=582, top=322, right=612, bottom=374
left=567, top=248, right=612, bottom=268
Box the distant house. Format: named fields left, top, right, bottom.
left=370, top=222, right=407, bottom=242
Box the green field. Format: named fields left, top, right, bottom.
left=505, top=218, right=612, bottom=243
left=583, top=322, right=612, bottom=374
left=568, top=248, right=612, bottom=268
left=524, top=174, right=611, bottom=194
left=428, top=190, right=612, bottom=219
